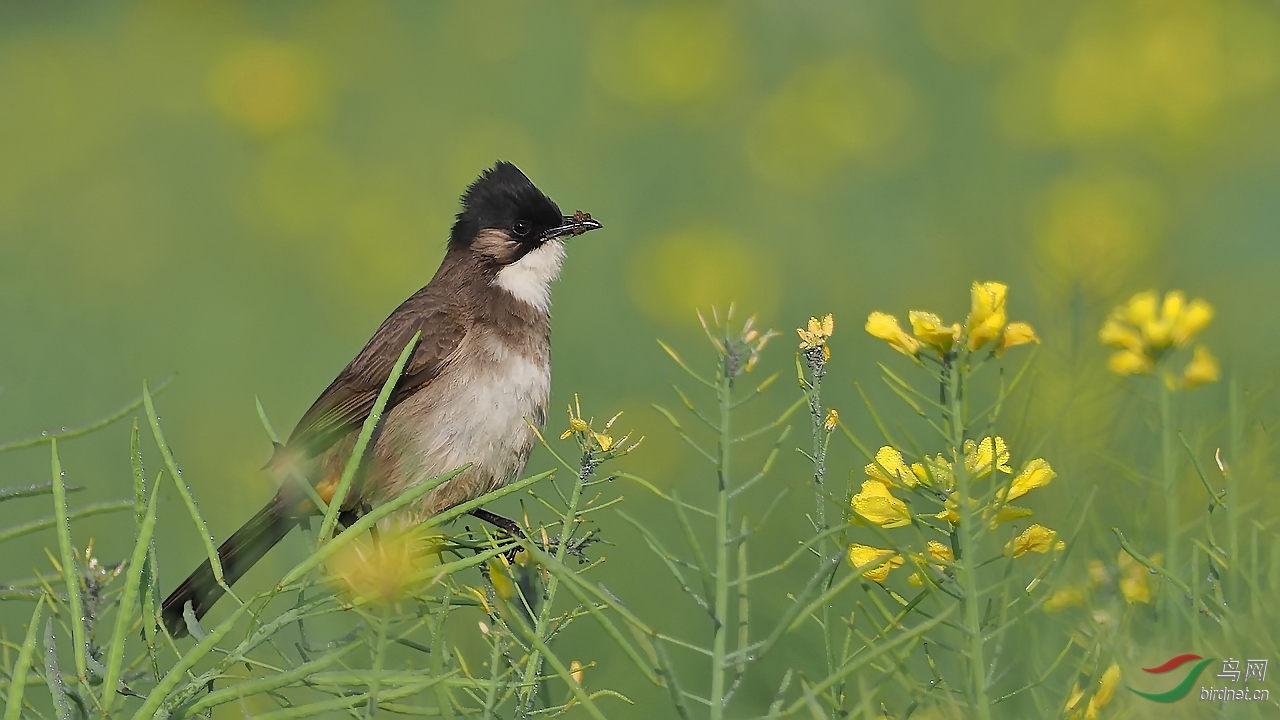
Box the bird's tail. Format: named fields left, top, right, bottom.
left=160, top=498, right=297, bottom=637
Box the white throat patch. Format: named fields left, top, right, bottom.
left=492, top=239, right=565, bottom=312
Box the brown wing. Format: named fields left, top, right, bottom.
left=285, top=289, right=469, bottom=460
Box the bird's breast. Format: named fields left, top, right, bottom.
left=374, top=329, right=550, bottom=516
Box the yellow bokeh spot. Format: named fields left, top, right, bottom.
left=627, top=226, right=777, bottom=328
left=745, top=56, right=913, bottom=188
left=210, top=40, right=324, bottom=135
left=590, top=5, right=736, bottom=106
left=999, top=0, right=1279, bottom=151
left=1033, top=170, right=1163, bottom=297
left=329, top=530, right=440, bottom=605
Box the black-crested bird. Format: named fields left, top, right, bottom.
left=160, top=161, right=602, bottom=636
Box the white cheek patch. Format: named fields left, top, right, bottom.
left=492, top=239, right=566, bottom=312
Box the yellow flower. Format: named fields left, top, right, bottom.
left=988, top=504, right=1034, bottom=526
left=848, top=544, right=903, bottom=583
left=926, top=540, right=953, bottom=564
left=1086, top=560, right=1109, bottom=588
left=1064, top=683, right=1085, bottom=714
left=1182, top=344, right=1219, bottom=389
left=823, top=409, right=839, bottom=433
left=963, top=436, right=1011, bottom=478
left=851, top=480, right=912, bottom=528
left=935, top=497, right=960, bottom=525
left=797, top=313, right=834, bottom=351
left=488, top=558, right=516, bottom=601
left=865, top=446, right=917, bottom=488
left=560, top=416, right=590, bottom=439
left=1117, top=550, right=1153, bottom=604
left=1107, top=349, right=1153, bottom=376
left=1119, top=574, right=1150, bottom=604
left=910, top=454, right=953, bottom=490
left=1140, top=290, right=1207, bottom=351
left=995, top=322, right=1039, bottom=357
left=1098, top=317, right=1145, bottom=353
left=908, top=310, right=960, bottom=355
left=966, top=281, right=1008, bottom=351
left=1044, top=587, right=1087, bottom=612
left=593, top=432, right=614, bottom=452
left=1085, top=664, right=1121, bottom=719
left=865, top=312, right=922, bottom=356
left=1006, top=458, right=1055, bottom=502
left=1006, top=524, right=1058, bottom=558
left=1172, top=299, right=1213, bottom=347
left=1122, top=290, right=1158, bottom=327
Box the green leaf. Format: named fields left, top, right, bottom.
left=3, top=596, right=46, bottom=720
left=100, top=472, right=161, bottom=715
left=49, top=440, right=90, bottom=692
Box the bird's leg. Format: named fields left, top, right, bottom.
left=469, top=508, right=525, bottom=539
left=336, top=508, right=362, bottom=531
left=469, top=508, right=531, bottom=565
left=338, top=504, right=378, bottom=543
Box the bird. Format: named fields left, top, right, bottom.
left=160, top=161, right=602, bottom=637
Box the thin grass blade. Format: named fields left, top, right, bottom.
left=318, top=332, right=422, bottom=542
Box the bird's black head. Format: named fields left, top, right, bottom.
left=449, top=161, right=602, bottom=266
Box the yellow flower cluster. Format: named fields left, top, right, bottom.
left=1044, top=550, right=1158, bottom=620
left=1116, top=551, right=1154, bottom=604
left=559, top=394, right=638, bottom=455
left=797, top=313, right=834, bottom=360
left=866, top=282, right=1039, bottom=359
left=1064, top=664, right=1121, bottom=720
left=908, top=540, right=955, bottom=586
left=853, top=438, right=1056, bottom=524
left=848, top=438, right=1062, bottom=582
left=738, top=314, right=776, bottom=372
left=1100, top=290, right=1218, bottom=388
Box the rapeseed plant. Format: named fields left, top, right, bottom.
left=4, top=283, right=1276, bottom=719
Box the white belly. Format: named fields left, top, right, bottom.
left=374, top=332, right=549, bottom=518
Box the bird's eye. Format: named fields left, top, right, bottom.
left=512, top=220, right=531, bottom=237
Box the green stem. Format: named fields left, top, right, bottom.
left=1160, top=380, right=1178, bottom=615
left=366, top=605, right=391, bottom=717
left=807, top=352, right=828, bottom=533
left=516, top=442, right=590, bottom=717
left=805, top=351, right=838, bottom=691
left=710, top=349, right=733, bottom=720
left=1226, top=377, right=1242, bottom=598
left=949, top=357, right=992, bottom=720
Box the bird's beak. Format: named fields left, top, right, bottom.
left=541, top=212, right=603, bottom=241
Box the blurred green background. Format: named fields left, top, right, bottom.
left=3, top=0, right=1280, bottom=716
